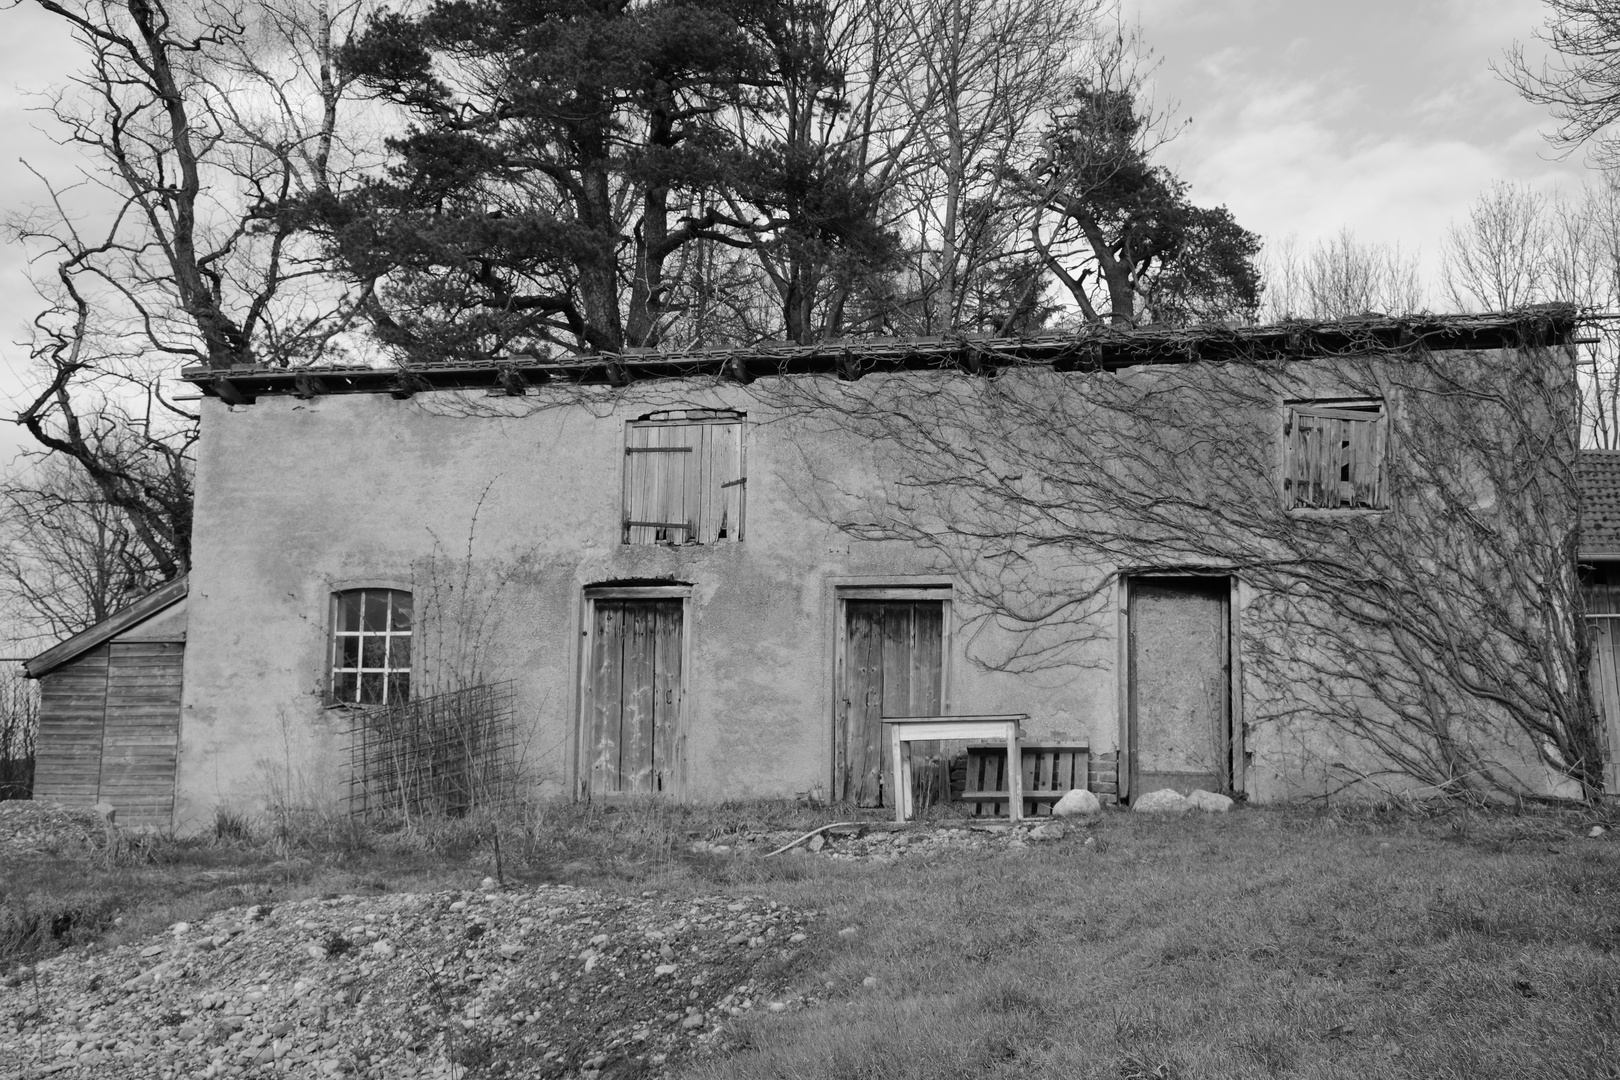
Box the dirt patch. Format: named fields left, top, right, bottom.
left=694, top=818, right=1086, bottom=860
left=0, top=884, right=816, bottom=1080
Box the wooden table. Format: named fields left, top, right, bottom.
left=880, top=714, right=1026, bottom=823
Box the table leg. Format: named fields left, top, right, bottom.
left=1007, top=727, right=1023, bottom=822
left=891, top=727, right=906, bottom=823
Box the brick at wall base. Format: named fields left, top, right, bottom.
left=1088, top=752, right=1121, bottom=805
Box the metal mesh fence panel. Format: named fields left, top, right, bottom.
left=345, top=681, right=520, bottom=818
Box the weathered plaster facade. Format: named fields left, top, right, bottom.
left=177, top=382, right=1124, bottom=829
left=171, top=313, right=1590, bottom=828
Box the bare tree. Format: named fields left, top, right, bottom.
left=9, top=0, right=375, bottom=579
left=1295, top=228, right=1426, bottom=319
left=1501, top=0, right=1620, bottom=169
left=0, top=666, right=38, bottom=801
left=1258, top=233, right=1305, bottom=323
left=887, top=0, right=1099, bottom=333
left=0, top=457, right=171, bottom=644
left=756, top=312, right=1594, bottom=801
left=1442, top=181, right=1549, bottom=312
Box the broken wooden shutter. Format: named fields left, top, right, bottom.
left=624, top=425, right=697, bottom=543
left=1355, top=412, right=1388, bottom=508
left=1286, top=404, right=1386, bottom=510
left=700, top=421, right=745, bottom=542
left=625, top=418, right=745, bottom=543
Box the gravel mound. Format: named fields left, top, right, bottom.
left=1, top=884, right=817, bottom=1080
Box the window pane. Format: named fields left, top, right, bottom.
left=362, top=635, right=387, bottom=668
left=390, top=634, right=411, bottom=668
left=332, top=671, right=357, bottom=703
left=363, top=592, right=389, bottom=632
left=360, top=673, right=385, bottom=704
left=387, top=673, right=411, bottom=705
left=338, top=592, right=363, bottom=633
left=339, top=636, right=360, bottom=669
left=390, top=591, right=412, bottom=632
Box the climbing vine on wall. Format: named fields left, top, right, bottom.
left=756, top=312, right=1596, bottom=801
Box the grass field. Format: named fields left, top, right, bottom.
left=4, top=800, right=1619, bottom=1079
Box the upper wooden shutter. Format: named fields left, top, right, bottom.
left=624, top=420, right=745, bottom=543
left=1286, top=405, right=1386, bottom=510
left=625, top=424, right=699, bottom=543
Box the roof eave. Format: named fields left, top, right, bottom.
left=25, top=576, right=189, bottom=679
left=178, top=308, right=1580, bottom=402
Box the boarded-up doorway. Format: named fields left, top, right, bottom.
left=1126, top=576, right=1233, bottom=801
left=836, top=595, right=946, bottom=806
left=582, top=593, right=684, bottom=798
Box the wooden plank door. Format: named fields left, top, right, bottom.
left=587, top=598, right=682, bottom=797
left=32, top=645, right=112, bottom=808
left=1128, top=577, right=1231, bottom=799
left=1587, top=619, right=1620, bottom=790
left=98, top=642, right=182, bottom=827
left=840, top=601, right=944, bottom=806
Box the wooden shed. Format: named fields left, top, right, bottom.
left=24, top=577, right=187, bottom=828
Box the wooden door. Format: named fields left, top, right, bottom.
left=98, top=642, right=182, bottom=826
left=1587, top=618, right=1620, bottom=790
left=586, top=598, right=682, bottom=797
left=1128, top=577, right=1231, bottom=799
left=839, top=600, right=944, bottom=806
left=32, top=645, right=113, bottom=809
left=32, top=642, right=181, bottom=828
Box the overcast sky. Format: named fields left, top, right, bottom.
left=0, top=0, right=1600, bottom=472
left=1135, top=0, right=1596, bottom=280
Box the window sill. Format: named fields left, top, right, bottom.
left=622, top=540, right=744, bottom=548
left=1284, top=507, right=1389, bottom=518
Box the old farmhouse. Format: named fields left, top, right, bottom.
left=27, top=309, right=1608, bottom=829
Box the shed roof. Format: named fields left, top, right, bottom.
left=180, top=307, right=1578, bottom=403
left=24, top=575, right=189, bottom=679
left=1581, top=451, right=1620, bottom=560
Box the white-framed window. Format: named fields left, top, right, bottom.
left=1283, top=400, right=1388, bottom=511
left=330, top=588, right=412, bottom=704
left=623, top=410, right=746, bottom=544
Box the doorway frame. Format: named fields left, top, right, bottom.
left=1115, top=572, right=1245, bottom=803
left=831, top=583, right=954, bottom=803
left=576, top=584, right=693, bottom=800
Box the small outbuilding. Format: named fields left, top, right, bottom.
left=24, top=576, right=187, bottom=827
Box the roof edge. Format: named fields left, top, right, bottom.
left=25, top=576, right=189, bottom=679
left=179, top=307, right=1579, bottom=402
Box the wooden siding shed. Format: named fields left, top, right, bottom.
left=24, top=577, right=187, bottom=828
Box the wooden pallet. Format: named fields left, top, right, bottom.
left=960, top=743, right=1089, bottom=817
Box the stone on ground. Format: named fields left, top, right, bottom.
left=1187, top=789, right=1234, bottom=813
left=1132, top=789, right=1189, bottom=814
left=1051, top=789, right=1101, bottom=818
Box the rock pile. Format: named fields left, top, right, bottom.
left=1, top=885, right=817, bottom=1080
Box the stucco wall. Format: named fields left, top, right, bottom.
left=175, top=382, right=1119, bottom=829
left=175, top=342, right=1583, bottom=828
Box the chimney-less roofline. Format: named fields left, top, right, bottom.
left=179, top=308, right=1579, bottom=403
